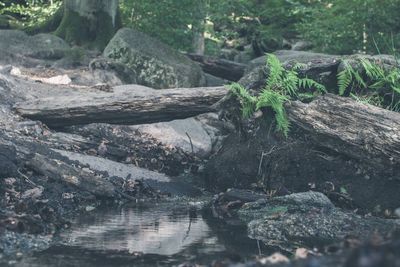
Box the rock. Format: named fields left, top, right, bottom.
left=204, top=73, right=226, bottom=87
left=222, top=188, right=268, bottom=203
left=252, top=36, right=284, bottom=56
left=0, top=143, right=18, bottom=178
left=218, top=49, right=239, bottom=61
left=0, top=30, right=71, bottom=61
left=0, top=231, right=52, bottom=257
left=395, top=208, right=400, bottom=218
left=0, top=15, right=11, bottom=29
left=21, top=187, right=44, bottom=200
left=104, top=28, right=206, bottom=89
left=238, top=66, right=267, bottom=91
left=234, top=45, right=256, bottom=64
left=246, top=50, right=340, bottom=74
left=132, top=113, right=232, bottom=158
left=238, top=192, right=399, bottom=249
left=28, top=34, right=71, bottom=60
left=89, top=57, right=137, bottom=84
left=259, top=253, right=290, bottom=265
left=39, top=74, right=72, bottom=85
left=240, top=51, right=341, bottom=91
left=291, top=41, right=313, bottom=51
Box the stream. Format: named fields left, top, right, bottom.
left=16, top=202, right=272, bottom=267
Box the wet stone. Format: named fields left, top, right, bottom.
left=238, top=192, right=399, bottom=249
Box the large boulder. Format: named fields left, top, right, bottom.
left=238, top=191, right=399, bottom=249
left=104, top=28, right=206, bottom=89
left=0, top=30, right=71, bottom=61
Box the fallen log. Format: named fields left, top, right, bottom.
left=0, top=133, right=118, bottom=198
left=287, top=94, right=400, bottom=175
left=14, top=85, right=227, bottom=128
left=27, top=153, right=117, bottom=198
left=186, top=53, right=246, bottom=81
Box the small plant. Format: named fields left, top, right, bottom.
left=338, top=58, right=400, bottom=111
left=230, top=54, right=326, bottom=136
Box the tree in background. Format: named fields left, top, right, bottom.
left=299, top=0, right=400, bottom=54
left=0, top=0, right=121, bottom=49
left=55, top=0, right=121, bottom=49
left=119, top=0, right=207, bottom=52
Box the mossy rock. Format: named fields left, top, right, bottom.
left=104, top=28, right=206, bottom=89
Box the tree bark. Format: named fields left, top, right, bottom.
left=14, top=86, right=227, bottom=128
left=55, top=0, right=121, bottom=49
left=186, top=53, right=246, bottom=81
left=287, top=94, right=400, bottom=175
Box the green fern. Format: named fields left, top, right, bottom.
left=337, top=57, right=400, bottom=111
left=338, top=63, right=353, bottom=95
left=266, top=53, right=285, bottom=90
left=229, top=83, right=256, bottom=118
left=229, top=54, right=326, bottom=136
left=256, top=89, right=290, bottom=135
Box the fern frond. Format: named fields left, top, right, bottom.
left=266, top=54, right=285, bottom=89
left=338, top=62, right=353, bottom=95
left=360, top=58, right=385, bottom=80
left=281, top=70, right=299, bottom=96
left=350, top=67, right=367, bottom=89
left=229, top=83, right=257, bottom=118
left=298, top=78, right=326, bottom=94
left=292, top=62, right=307, bottom=71
left=256, top=89, right=290, bottom=136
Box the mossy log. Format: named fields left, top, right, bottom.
left=287, top=94, right=400, bottom=176
left=14, top=86, right=227, bottom=128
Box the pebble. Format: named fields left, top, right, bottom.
left=395, top=208, right=400, bottom=218
left=85, top=206, right=96, bottom=212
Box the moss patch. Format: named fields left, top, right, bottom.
left=106, top=44, right=178, bottom=89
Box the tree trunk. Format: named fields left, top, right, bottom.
left=191, top=0, right=206, bottom=55
left=55, top=0, right=121, bottom=49
left=192, top=30, right=205, bottom=55
left=14, top=86, right=227, bottom=128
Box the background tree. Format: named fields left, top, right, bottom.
left=299, top=0, right=400, bottom=54
left=55, top=0, right=121, bottom=49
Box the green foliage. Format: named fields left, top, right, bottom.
left=119, top=0, right=207, bottom=51
left=337, top=58, right=400, bottom=111
left=229, top=83, right=256, bottom=118
left=0, top=0, right=62, bottom=30
left=298, top=0, right=400, bottom=54
left=230, top=54, right=326, bottom=136
left=256, top=89, right=289, bottom=135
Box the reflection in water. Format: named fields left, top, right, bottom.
left=61, top=205, right=224, bottom=256
left=19, top=203, right=270, bottom=267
